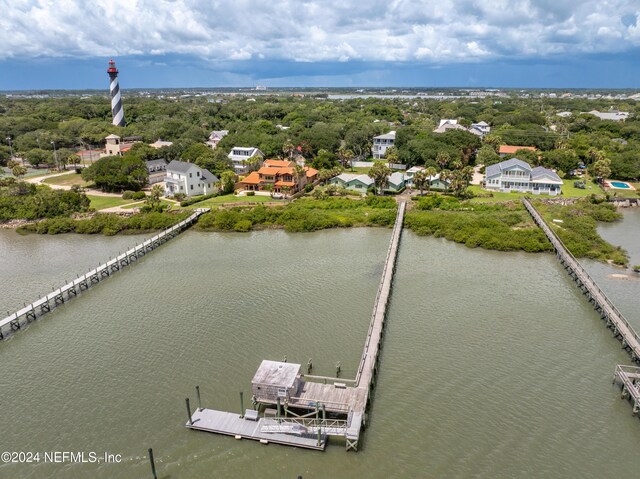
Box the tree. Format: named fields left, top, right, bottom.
left=24, top=148, right=53, bottom=167
left=476, top=145, right=500, bottom=167
left=311, top=149, right=338, bottom=170
left=219, top=170, right=236, bottom=194
left=282, top=141, right=295, bottom=159
left=436, top=151, right=451, bottom=170
left=369, top=161, right=391, bottom=195
left=412, top=170, right=428, bottom=196
left=482, top=134, right=502, bottom=153
left=439, top=169, right=452, bottom=193
left=10, top=161, right=27, bottom=179
left=81, top=156, right=148, bottom=192
left=337, top=147, right=354, bottom=170
left=590, top=158, right=611, bottom=184
left=425, top=166, right=437, bottom=193
left=384, top=146, right=399, bottom=167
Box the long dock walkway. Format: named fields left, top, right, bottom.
left=187, top=202, right=407, bottom=451
left=522, top=198, right=640, bottom=362
left=0, top=208, right=209, bottom=340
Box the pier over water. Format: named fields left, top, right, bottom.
left=187, top=202, right=407, bottom=451
left=0, top=208, right=209, bottom=340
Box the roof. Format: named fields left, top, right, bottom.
left=251, top=360, right=301, bottom=388
left=585, top=110, right=629, bottom=121
left=306, top=167, right=318, bottom=178
left=498, top=145, right=537, bottom=155
left=473, top=121, right=489, bottom=127
left=209, top=130, right=229, bottom=139
left=406, top=166, right=425, bottom=174
left=373, top=131, right=396, bottom=140
left=258, top=166, right=286, bottom=176
left=530, top=166, right=562, bottom=184
left=201, top=169, right=219, bottom=182
left=149, top=140, right=173, bottom=148
left=388, top=172, right=405, bottom=186
left=145, top=159, right=167, bottom=168
left=486, top=158, right=532, bottom=177
left=105, top=134, right=120, bottom=139
left=264, top=159, right=295, bottom=168
left=434, top=123, right=468, bottom=134
left=239, top=171, right=261, bottom=184
left=166, top=160, right=196, bottom=173
left=438, top=119, right=458, bottom=127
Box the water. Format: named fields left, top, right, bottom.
left=1, top=222, right=639, bottom=478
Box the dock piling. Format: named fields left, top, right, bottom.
left=148, top=448, right=157, bottom=479
left=186, top=398, right=193, bottom=425
left=240, top=391, right=244, bottom=418
left=196, top=385, right=202, bottom=410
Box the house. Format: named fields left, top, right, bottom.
left=228, top=147, right=264, bottom=174
left=584, top=109, right=629, bottom=121
left=145, top=159, right=167, bottom=185
left=164, top=160, right=219, bottom=197
left=330, top=173, right=374, bottom=192
left=470, top=121, right=490, bottom=136
left=498, top=145, right=537, bottom=157
left=427, top=173, right=450, bottom=191
left=404, top=166, right=425, bottom=187
left=556, top=111, right=573, bottom=118
left=386, top=172, right=405, bottom=192
left=372, top=131, right=396, bottom=159
left=433, top=120, right=469, bottom=134
left=103, top=134, right=141, bottom=157
left=251, top=360, right=302, bottom=403
left=236, top=159, right=317, bottom=194
left=485, top=158, right=562, bottom=195
left=149, top=139, right=173, bottom=149
left=205, top=130, right=229, bottom=149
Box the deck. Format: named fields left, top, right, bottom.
left=613, top=364, right=640, bottom=415
left=0, top=208, right=209, bottom=340
left=522, top=198, right=640, bottom=362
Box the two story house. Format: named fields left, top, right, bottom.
left=485, top=158, right=562, bottom=195
left=145, top=159, right=167, bottom=185
left=205, top=130, right=229, bottom=149
left=164, top=160, right=219, bottom=197
left=236, top=159, right=317, bottom=194
left=372, top=131, right=396, bottom=159
left=228, top=147, right=264, bottom=174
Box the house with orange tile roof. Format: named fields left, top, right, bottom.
left=236, top=159, right=318, bottom=194
left=498, top=145, right=537, bottom=156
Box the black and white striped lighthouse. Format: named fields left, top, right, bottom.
left=107, top=59, right=125, bottom=127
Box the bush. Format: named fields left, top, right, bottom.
left=132, top=191, right=146, bottom=200
left=246, top=191, right=255, bottom=196
left=122, top=190, right=135, bottom=200
left=179, top=192, right=218, bottom=207
left=304, top=184, right=314, bottom=193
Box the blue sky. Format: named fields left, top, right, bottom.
left=1, top=0, right=639, bottom=90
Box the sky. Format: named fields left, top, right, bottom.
left=1, top=0, right=640, bottom=90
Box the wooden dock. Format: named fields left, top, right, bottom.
left=187, top=202, right=407, bottom=451
left=0, top=208, right=209, bottom=340
left=522, top=198, right=640, bottom=362
left=613, top=364, right=640, bottom=415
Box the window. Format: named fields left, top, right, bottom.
left=189, top=173, right=192, bottom=178
left=197, top=171, right=200, bottom=177
left=190, top=185, right=193, bottom=190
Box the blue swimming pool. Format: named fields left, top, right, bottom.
left=610, top=181, right=631, bottom=189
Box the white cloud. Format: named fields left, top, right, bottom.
left=0, top=0, right=639, bottom=62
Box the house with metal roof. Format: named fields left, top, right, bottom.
left=330, top=173, right=375, bottom=193
left=372, top=131, right=396, bottom=159
left=145, top=159, right=168, bottom=185
left=205, top=130, right=229, bottom=149
left=164, top=160, right=219, bottom=197
left=228, top=147, right=264, bottom=173
left=485, top=158, right=562, bottom=195
left=385, top=172, right=406, bottom=192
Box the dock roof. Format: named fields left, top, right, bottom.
left=252, top=360, right=301, bottom=388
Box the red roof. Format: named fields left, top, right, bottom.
left=499, top=145, right=537, bottom=154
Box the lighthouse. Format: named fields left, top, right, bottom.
left=107, top=60, right=125, bottom=127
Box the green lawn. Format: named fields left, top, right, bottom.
left=87, top=195, right=135, bottom=210
left=43, top=172, right=90, bottom=187
left=468, top=179, right=604, bottom=203
left=121, top=199, right=174, bottom=209
left=185, top=194, right=284, bottom=208
left=607, top=182, right=640, bottom=199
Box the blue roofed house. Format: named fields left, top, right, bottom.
left=485, top=158, right=562, bottom=195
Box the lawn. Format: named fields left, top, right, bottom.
left=121, top=199, right=174, bottom=209
left=43, top=172, right=90, bottom=187
left=468, top=179, right=604, bottom=203
left=87, top=195, right=135, bottom=210
left=185, top=194, right=283, bottom=208
left=607, top=182, right=640, bottom=199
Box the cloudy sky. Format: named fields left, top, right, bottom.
left=1, top=0, right=640, bottom=89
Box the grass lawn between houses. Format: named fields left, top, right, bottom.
left=185, top=194, right=285, bottom=208
left=468, top=179, right=604, bottom=203
left=43, top=172, right=91, bottom=187
left=87, top=195, right=136, bottom=210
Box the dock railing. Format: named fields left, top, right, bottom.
left=522, top=198, right=640, bottom=358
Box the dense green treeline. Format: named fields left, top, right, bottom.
left=2, top=95, right=638, bottom=180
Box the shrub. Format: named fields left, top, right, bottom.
left=246, top=191, right=255, bottom=196
left=132, top=191, right=146, bottom=200
left=122, top=190, right=135, bottom=200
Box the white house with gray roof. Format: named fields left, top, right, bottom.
left=228, top=147, right=264, bottom=174
left=164, top=160, right=219, bottom=197
left=485, top=158, right=562, bottom=195
left=372, top=131, right=396, bottom=159
left=206, top=130, right=229, bottom=149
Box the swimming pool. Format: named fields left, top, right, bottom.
left=610, top=181, right=631, bottom=189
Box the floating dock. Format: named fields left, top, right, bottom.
left=522, top=198, right=640, bottom=362
left=187, top=202, right=407, bottom=451
left=0, top=208, right=209, bottom=340
left=613, top=364, right=640, bottom=415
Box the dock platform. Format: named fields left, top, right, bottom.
left=187, top=408, right=326, bottom=450
left=613, top=364, right=640, bottom=415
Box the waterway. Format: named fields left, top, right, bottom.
left=0, top=217, right=639, bottom=478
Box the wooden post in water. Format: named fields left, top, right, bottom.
left=185, top=398, right=193, bottom=425
left=196, top=385, right=202, bottom=410
left=148, top=448, right=157, bottom=479
left=316, top=406, right=321, bottom=447
left=240, top=391, right=244, bottom=418
left=276, top=397, right=281, bottom=421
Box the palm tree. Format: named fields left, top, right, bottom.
left=440, top=169, right=452, bottom=194
left=293, top=164, right=306, bottom=191
left=436, top=152, right=451, bottom=170
left=412, top=170, right=428, bottom=196
left=369, top=161, right=391, bottom=196
left=425, top=166, right=437, bottom=193
left=282, top=141, right=295, bottom=160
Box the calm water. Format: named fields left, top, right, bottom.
left=0, top=219, right=639, bottom=478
